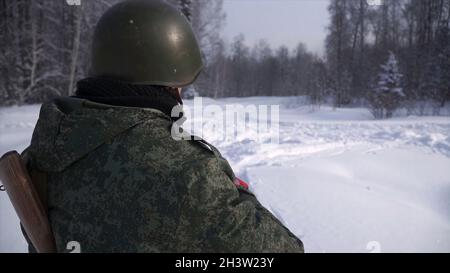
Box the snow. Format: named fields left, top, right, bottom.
left=1, top=97, right=450, bottom=253
left=248, top=149, right=450, bottom=252
left=0, top=104, right=40, bottom=252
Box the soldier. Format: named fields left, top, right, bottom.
left=24, top=0, right=304, bottom=252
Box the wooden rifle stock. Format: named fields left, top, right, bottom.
left=0, top=151, right=56, bottom=253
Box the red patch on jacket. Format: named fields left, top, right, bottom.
left=234, top=177, right=249, bottom=191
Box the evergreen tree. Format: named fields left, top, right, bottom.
left=370, top=52, right=404, bottom=119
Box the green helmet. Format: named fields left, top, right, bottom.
left=90, top=0, right=203, bottom=87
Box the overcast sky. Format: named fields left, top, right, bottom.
left=222, top=0, right=330, bottom=56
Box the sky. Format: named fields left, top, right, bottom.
left=222, top=0, right=330, bottom=56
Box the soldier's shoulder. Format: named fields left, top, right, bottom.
left=123, top=121, right=215, bottom=164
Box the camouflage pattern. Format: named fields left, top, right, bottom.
left=27, top=97, right=304, bottom=253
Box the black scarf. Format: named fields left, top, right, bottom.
left=74, top=77, right=183, bottom=120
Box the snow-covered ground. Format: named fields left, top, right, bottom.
left=1, top=97, right=450, bottom=253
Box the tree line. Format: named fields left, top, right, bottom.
left=198, top=0, right=450, bottom=117
left=0, top=0, right=224, bottom=105
left=0, top=0, right=119, bottom=104
left=196, top=35, right=328, bottom=102
left=1, top=0, right=450, bottom=118
left=323, top=0, right=450, bottom=116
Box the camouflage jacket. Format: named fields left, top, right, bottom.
left=26, top=97, right=304, bottom=253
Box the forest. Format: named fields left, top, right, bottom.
left=1, top=0, right=450, bottom=118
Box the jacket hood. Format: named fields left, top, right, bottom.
left=29, top=97, right=172, bottom=172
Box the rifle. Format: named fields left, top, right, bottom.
left=0, top=151, right=56, bottom=253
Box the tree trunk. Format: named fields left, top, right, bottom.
left=67, top=6, right=83, bottom=96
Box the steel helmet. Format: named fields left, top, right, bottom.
left=90, top=0, right=203, bottom=87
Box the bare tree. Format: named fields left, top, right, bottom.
left=326, top=0, right=352, bottom=107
